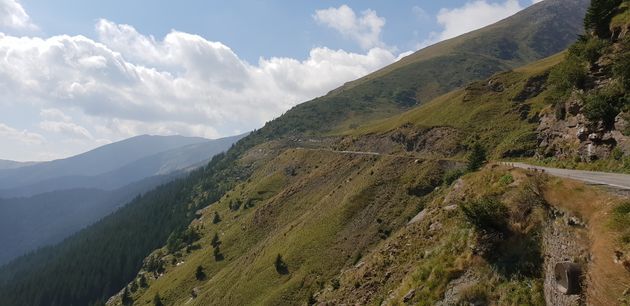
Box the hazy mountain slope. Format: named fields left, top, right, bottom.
left=257, top=0, right=588, bottom=138
left=0, top=134, right=244, bottom=264
left=0, top=160, right=38, bottom=170
left=0, top=135, right=209, bottom=191
left=0, top=173, right=179, bottom=266
left=0, top=133, right=246, bottom=197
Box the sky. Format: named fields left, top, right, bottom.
left=0, top=0, right=543, bottom=161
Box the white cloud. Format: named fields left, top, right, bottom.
left=412, top=6, right=431, bottom=22
left=419, top=0, right=524, bottom=49
left=313, top=5, right=386, bottom=50
left=0, top=0, right=37, bottom=31
left=0, top=17, right=401, bottom=160
left=532, top=0, right=544, bottom=3
left=0, top=122, right=44, bottom=144
left=39, top=121, right=93, bottom=140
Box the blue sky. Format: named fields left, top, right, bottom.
left=19, top=0, right=540, bottom=62
left=0, top=0, right=542, bottom=161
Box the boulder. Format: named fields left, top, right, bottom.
left=554, top=262, right=582, bottom=295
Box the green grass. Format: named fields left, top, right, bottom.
left=344, top=53, right=564, bottom=161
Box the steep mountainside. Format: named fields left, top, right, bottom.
left=257, top=0, right=587, bottom=138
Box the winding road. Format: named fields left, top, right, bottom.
left=294, top=147, right=630, bottom=191
left=505, top=162, right=630, bottom=190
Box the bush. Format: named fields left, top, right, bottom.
left=548, top=56, right=587, bottom=93
left=461, top=197, right=509, bottom=232
left=612, top=147, right=624, bottom=160
left=613, top=51, right=630, bottom=89
left=443, top=169, right=465, bottom=186
left=583, top=91, right=624, bottom=127
left=569, top=37, right=609, bottom=63
left=499, top=174, right=514, bottom=186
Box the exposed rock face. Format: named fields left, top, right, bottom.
left=535, top=47, right=630, bottom=161
left=390, top=125, right=464, bottom=157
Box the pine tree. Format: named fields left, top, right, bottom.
left=153, top=293, right=163, bottom=306
left=121, top=287, right=132, bottom=306
left=274, top=254, right=288, bottom=274
left=139, top=275, right=148, bottom=288
left=211, top=233, right=220, bottom=248
left=195, top=265, right=206, bottom=280
left=466, top=143, right=487, bottom=172
left=584, top=0, right=622, bottom=37
left=212, top=212, right=221, bottom=224
left=214, top=246, right=225, bottom=261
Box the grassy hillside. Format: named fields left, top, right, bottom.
left=256, top=0, right=587, bottom=138
left=337, top=53, right=564, bottom=161
left=113, top=157, right=629, bottom=305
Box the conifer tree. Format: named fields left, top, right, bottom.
left=467, top=143, right=487, bottom=172
left=584, top=0, right=622, bottom=37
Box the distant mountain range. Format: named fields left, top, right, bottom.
left=0, top=133, right=246, bottom=265
left=0, top=160, right=38, bottom=170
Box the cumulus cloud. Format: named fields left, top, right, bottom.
left=0, top=0, right=37, bottom=31
left=0, top=122, right=44, bottom=144
left=39, top=121, right=94, bottom=140
left=0, top=16, right=400, bottom=160
left=418, top=0, right=524, bottom=48
left=314, top=5, right=386, bottom=50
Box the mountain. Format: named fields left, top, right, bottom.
left=0, top=135, right=208, bottom=193
left=108, top=2, right=629, bottom=304
left=0, top=133, right=245, bottom=265
left=258, top=0, right=588, bottom=138
left=0, top=160, right=38, bottom=170
left=0, top=134, right=247, bottom=198
left=2, top=1, right=621, bottom=305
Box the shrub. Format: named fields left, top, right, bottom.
left=443, top=169, right=464, bottom=186
left=613, top=51, right=630, bottom=89
left=548, top=56, right=587, bottom=93
left=582, top=91, right=623, bottom=127
left=612, top=147, right=624, bottom=160
left=499, top=174, right=514, bottom=186
left=569, top=37, right=609, bottom=63
left=611, top=201, right=630, bottom=229
left=461, top=197, right=509, bottom=232
left=467, top=143, right=487, bottom=172
left=331, top=278, right=340, bottom=290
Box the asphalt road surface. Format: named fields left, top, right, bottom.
left=506, top=162, right=630, bottom=190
